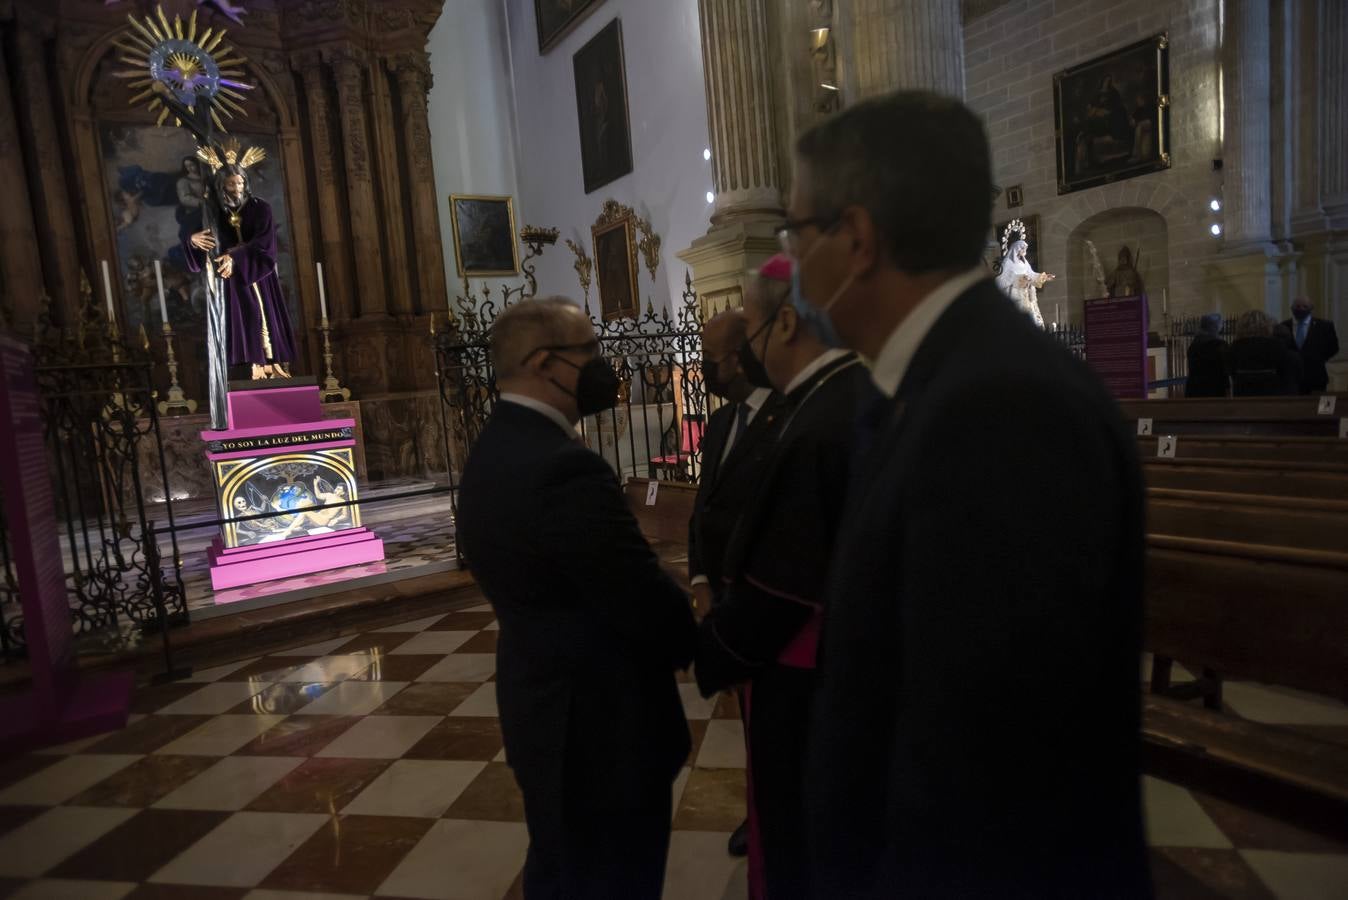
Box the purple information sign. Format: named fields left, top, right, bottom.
left=1085, top=295, right=1150, bottom=400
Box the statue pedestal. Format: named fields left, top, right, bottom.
left=201, top=378, right=384, bottom=592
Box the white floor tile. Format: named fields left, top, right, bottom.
left=492, top=747, right=507, bottom=763
left=157, top=681, right=270, bottom=715
left=0, top=806, right=137, bottom=878
left=696, top=720, right=746, bottom=769
left=155, top=715, right=288, bottom=756
left=185, top=658, right=261, bottom=682
left=294, top=681, right=409, bottom=716
left=6, top=879, right=136, bottom=899
left=278, top=636, right=358, bottom=657
left=378, top=818, right=529, bottom=900
left=316, top=715, right=442, bottom=759
left=670, top=767, right=691, bottom=824
left=1240, top=850, right=1348, bottom=900
left=679, top=683, right=716, bottom=720
left=374, top=614, right=448, bottom=633
left=151, top=811, right=328, bottom=888
left=343, top=759, right=486, bottom=818
left=1140, top=652, right=1194, bottom=683
left=0, top=755, right=141, bottom=806
left=391, top=631, right=477, bottom=655
left=462, top=604, right=492, bottom=613
left=449, top=683, right=498, bottom=718
left=662, top=829, right=746, bottom=900
left=275, top=655, right=375, bottom=684
left=244, top=891, right=367, bottom=900
left=154, top=755, right=304, bottom=811
left=1141, top=776, right=1232, bottom=848
left=483, top=620, right=499, bottom=631
left=415, top=653, right=496, bottom=683
left=1222, top=682, right=1348, bottom=726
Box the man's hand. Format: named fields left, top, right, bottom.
left=190, top=229, right=215, bottom=251
left=692, top=582, right=713, bottom=616
left=214, top=253, right=234, bottom=279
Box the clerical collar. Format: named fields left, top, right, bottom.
left=870, top=268, right=988, bottom=398
left=784, top=348, right=851, bottom=397
left=498, top=393, right=579, bottom=438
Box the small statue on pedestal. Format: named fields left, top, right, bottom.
left=1106, top=246, right=1146, bottom=298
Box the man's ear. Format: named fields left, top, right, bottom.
left=839, top=205, right=879, bottom=276
left=777, top=302, right=801, bottom=343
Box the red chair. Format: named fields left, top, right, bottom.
left=649, top=415, right=706, bottom=481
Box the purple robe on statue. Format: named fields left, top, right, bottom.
left=183, top=196, right=297, bottom=366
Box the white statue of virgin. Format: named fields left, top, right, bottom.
left=996, top=236, right=1055, bottom=329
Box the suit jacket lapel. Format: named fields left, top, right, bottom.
left=708, top=394, right=785, bottom=496
left=698, top=404, right=734, bottom=489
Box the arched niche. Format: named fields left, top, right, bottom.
left=1066, top=206, right=1169, bottom=324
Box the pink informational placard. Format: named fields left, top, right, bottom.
left=1085, top=294, right=1150, bottom=399
left=0, top=336, right=131, bottom=753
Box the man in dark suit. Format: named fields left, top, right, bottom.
left=688, top=310, right=785, bottom=859
left=786, top=92, right=1150, bottom=898
left=1282, top=297, right=1340, bottom=393
left=695, top=255, right=874, bottom=899
left=457, top=297, right=696, bottom=899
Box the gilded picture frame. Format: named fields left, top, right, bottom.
left=535, top=0, right=605, bottom=54
left=591, top=201, right=640, bottom=321
left=1053, top=34, right=1171, bottom=195
left=448, top=194, right=520, bottom=277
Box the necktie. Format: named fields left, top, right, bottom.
left=729, top=402, right=750, bottom=452
left=1296, top=319, right=1309, bottom=349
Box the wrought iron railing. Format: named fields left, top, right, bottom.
left=433, top=272, right=709, bottom=514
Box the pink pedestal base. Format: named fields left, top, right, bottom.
left=0, top=672, right=133, bottom=755
left=207, top=526, right=386, bottom=591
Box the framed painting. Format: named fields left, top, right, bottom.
left=592, top=204, right=639, bottom=321
left=535, top=0, right=605, bottom=54
left=448, top=194, right=520, bottom=277
left=573, top=19, right=634, bottom=195
left=1053, top=34, right=1170, bottom=195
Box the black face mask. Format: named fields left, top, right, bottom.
left=703, top=358, right=732, bottom=399
left=1292, top=308, right=1311, bottom=322
left=549, top=353, right=620, bottom=416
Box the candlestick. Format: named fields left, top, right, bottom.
left=100, top=260, right=116, bottom=322
left=1162, top=288, right=1168, bottom=315
left=156, top=322, right=198, bottom=416
left=318, top=318, right=351, bottom=403
left=154, top=260, right=169, bottom=324
left=316, top=261, right=329, bottom=321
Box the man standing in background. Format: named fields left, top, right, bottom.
left=1282, top=297, right=1340, bottom=393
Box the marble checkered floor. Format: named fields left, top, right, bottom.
left=1, top=608, right=1345, bottom=899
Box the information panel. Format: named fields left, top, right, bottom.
left=1085, top=294, right=1149, bottom=399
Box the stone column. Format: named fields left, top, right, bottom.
left=294, top=51, right=355, bottom=324
left=836, top=0, right=965, bottom=101
left=698, top=0, right=783, bottom=223
left=1218, top=0, right=1283, bottom=313
left=369, top=59, right=415, bottom=318
left=14, top=24, right=81, bottom=323
left=390, top=51, right=448, bottom=316
left=0, top=39, right=45, bottom=330
left=325, top=46, right=389, bottom=319
left=1320, top=0, right=1348, bottom=228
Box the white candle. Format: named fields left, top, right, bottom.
left=100, top=260, right=116, bottom=322
left=153, top=259, right=169, bottom=325
left=316, top=261, right=329, bottom=321
left=1162, top=288, right=1168, bottom=314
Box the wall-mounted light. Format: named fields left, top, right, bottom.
left=703, top=148, right=711, bottom=161
left=819, top=82, right=839, bottom=91
left=1210, top=223, right=1222, bottom=237
left=809, top=26, right=831, bottom=52
left=1209, top=198, right=1221, bottom=212
left=705, top=191, right=715, bottom=204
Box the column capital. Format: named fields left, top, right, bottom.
left=387, top=50, right=433, bottom=96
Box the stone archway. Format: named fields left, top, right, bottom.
left=1066, top=207, right=1169, bottom=320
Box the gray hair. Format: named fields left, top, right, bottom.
left=489, top=296, right=590, bottom=380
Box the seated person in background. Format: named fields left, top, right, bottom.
left=1185, top=312, right=1230, bottom=397
left=1230, top=310, right=1300, bottom=396
left=1281, top=297, right=1340, bottom=394
left=694, top=253, right=876, bottom=900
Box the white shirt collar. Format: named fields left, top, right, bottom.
left=870, top=268, right=988, bottom=398
left=742, top=387, right=771, bottom=414
left=498, top=393, right=578, bottom=437
left=784, top=348, right=852, bottom=396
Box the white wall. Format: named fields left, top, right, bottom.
left=426, top=0, right=524, bottom=304
left=503, top=0, right=712, bottom=313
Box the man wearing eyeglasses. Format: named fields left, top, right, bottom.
left=458, top=297, right=697, bottom=899
left=792, top=93, right=1149, bottom=898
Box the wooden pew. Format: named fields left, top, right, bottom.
left=1138, top=433, right=1348, bottom=465
left=1148, top=488, right=1348, bottom=554
left=1142, top=457, right=1348, bottom=500
left=1117, top=394, right=1346, bottom=437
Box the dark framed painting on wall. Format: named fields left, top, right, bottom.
left=573, top=19, right=634, bottom=195
left=449, top=194, right=520, bottom=277
left=535, top=0, right=605, bottom=53
left=592, top=208, right=639, bottom=321
left=1053, top=33, right=1170, bottom=195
